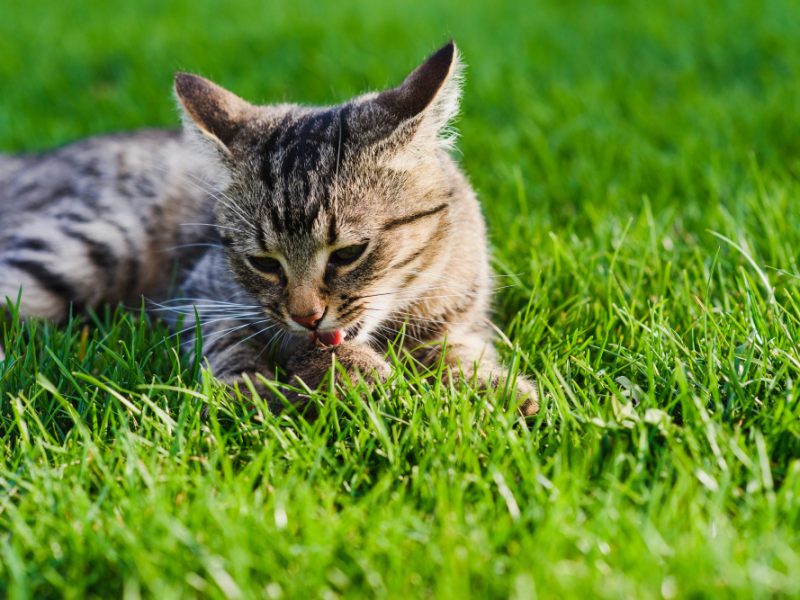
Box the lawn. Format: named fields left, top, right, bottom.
left=2, top=0, right=800, bottom=597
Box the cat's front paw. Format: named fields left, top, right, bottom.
left=511, top=375, right=539, bottom=417
left=287, top=342, right=391, bottom=392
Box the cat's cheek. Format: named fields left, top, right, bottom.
left=352, top=297, right=393, bottom=343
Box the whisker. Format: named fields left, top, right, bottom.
left=151, top=304, right=262, bottom=314
left=352, top=280, right=514, bottom=303
left=151, top=298, right=261, bottom=308
left=153, top=164, right=255, bottom=227
left=202, top=319, right=270, bottom=348
left=374, top=323, right=427, bottom=347
left=152, top=308, right=263, bottom=320
left=151, top=303, right=262, bottom=315
left=278, top=330, right=292, bottom=358
left=168, top=314, right=264, bottom=341
left=353, top=284, right=459, bottom=301
left=362, top=307, right=467, bottom=328
left=392, top=288, right=513, bottom=305
left=180, top=222, right=241, bottom=231
left=180, top=171, right=255, bottom=227
left=157, top=243, right=224, bottom=254
left=225, top=322, right=281, bottom=354
left=253, top=328, right=289, bottom=363
left=151, top=317, right=259, bottom=350
left=386, top=310, right=464, bottom=327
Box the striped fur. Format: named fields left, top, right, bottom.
left=0, top=42, right=537, bottom=416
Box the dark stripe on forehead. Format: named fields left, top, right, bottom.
left=327, top=214, right=338, bottom=245
left=258, top=106, right=357, bottom=235
left=268, top=203, right=284, bottom=234
left=259, top=126, right=283, bottom=189
left=382, top=203, right=448, bottom=231
left=279, top=108, right=337, bottom=179
left=335, top=105, right=352, bottom=174
left=324, top=105, right=352, bottom=215
left=255, top=221, right=268, bottom=252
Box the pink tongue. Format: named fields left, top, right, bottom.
left=315, top=330, right=344, bottom=347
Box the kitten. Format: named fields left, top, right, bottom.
left=0, top=42, right=538, bottom=416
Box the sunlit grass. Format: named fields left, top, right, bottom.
left=2, top=0, right=800, bottom=597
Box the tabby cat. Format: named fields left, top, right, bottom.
left=0, top=42, right=538, bottom=416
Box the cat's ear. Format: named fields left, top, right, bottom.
left=174, top=73, right=256, bottom=153
left=372, top=41, right=463, bottom=151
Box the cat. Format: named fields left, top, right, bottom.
left=0, top=41, right=538, bottom=416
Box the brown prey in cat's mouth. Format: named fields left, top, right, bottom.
left=0, top=41, right=539, bottom=417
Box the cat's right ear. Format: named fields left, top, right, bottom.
left=174, top=73, right=256, bottom=153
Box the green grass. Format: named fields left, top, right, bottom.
left=2, top=0, right=800, bottom=597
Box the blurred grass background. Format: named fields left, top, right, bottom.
left=3, top=0, right=800, bottom=274
left=2, top=0, right=800, bottom=597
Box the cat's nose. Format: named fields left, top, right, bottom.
left=291, top=310, right=324, bottom=330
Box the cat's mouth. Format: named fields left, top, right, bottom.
left=311, top=329, right=344, bottom=347
left=308, top=322, right=362, bottom=347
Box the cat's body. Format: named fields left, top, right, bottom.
left=0, top=130, right=215, bottom=319
left=0, top=42, right=538, bottom=415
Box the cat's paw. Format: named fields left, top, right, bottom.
left=470, top=369, right=539, bottom=417
left=511, top=375, right=539, bottom=417
left=287, top=342, right=391, bottom=392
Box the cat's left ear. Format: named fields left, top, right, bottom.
left=174, top=72, right=257, bottom=154
left=370, top=41, right=464, bottom=151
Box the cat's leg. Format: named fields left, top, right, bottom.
left=420, top=330, right=539, bottom=416
left=189, top=317, right=285, bottom=412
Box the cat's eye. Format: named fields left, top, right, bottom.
left=247, top=255, right=282, bottom=276
left=329, top=243, right=368, bottom=267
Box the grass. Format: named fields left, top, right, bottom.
left=2, top=0, right=800, bottom=597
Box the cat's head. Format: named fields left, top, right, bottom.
left=174, top=42, right=463, bottom=346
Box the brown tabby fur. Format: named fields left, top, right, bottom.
left=0, top=42, right=538, bottom=416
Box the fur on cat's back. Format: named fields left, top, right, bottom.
left=0, top=130, right=216, bottom=318
left=0, top=42, right=538, bottom=416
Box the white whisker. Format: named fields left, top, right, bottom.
left=202, top=320, right=270, bottom=348
left=151, top=298, right=261, bottom=308
left=180, top=222, right=240, bottom=231
left=153, top=163, right=255, bottom=227
left=157, top=243, right=224, bottom=253
left=168, top=314, right=264, bottom=341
